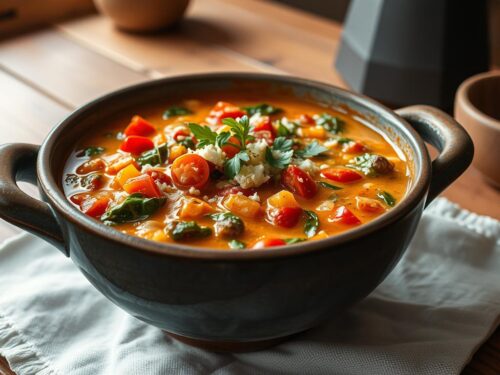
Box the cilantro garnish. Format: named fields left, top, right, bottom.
left=315, top=113, right=344, bottom=134
left=265, top=136, right=294, bottom=169
left=224, top=151, right=249, bottom=179
left=294, top=141, right=328, bottom=158
left=244, top=103, right=282, bottom=116
left=377, top=191, right=396, bottom=207
left=222, top=116, right=254, bottom=150
left=187, top=123, right=235, bottom=150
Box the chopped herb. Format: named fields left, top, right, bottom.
left=224, top=150, right=249, bottom=179
left=137, top=143, right=168, bottom=166
left=208, top=212, right=245, bottom=238
left=315, top=113, right=344, bottom=134
left=163, top=106, right=192, bottom=119
left=167, top=220, right=212, bottom=241
left=228, top=239, right=246, bottom=249
left=222, top=116, right=254, bottom=150
left=81, top=173, right=102, bottom=189
left=244, top=103, right=282, bottom=116
left=77, top=146, right=105, bottom=157
left=336, top=137, right=353, bottom=144
left=101, top=193, right=166, bottom=224
left=304, top=210, right=319, bottom=238
left=276, top=119, right=299, bottom=137
left=284, top=238, right=306, bottom=244
left=377, top=191, right=396, bottom=207
left=188, top=123, right=218, bottom=148
left=294, top=140, right=328, bottom=158
left=177, top=136, right=196, bottom=150
left=347, top=153, right=394, bottom=176
left=318, top=181, right=342, bottom=190
left=64, top=174, right=79, bottom=187
left=265, top=136, right=294, bottom=169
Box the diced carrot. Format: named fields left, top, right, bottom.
left=76, top=158, right=106, bottom=174
left=123, top=174, right=162, bottom=198
left=267, top=190, right=299, bottom=209
left=106, top=156, right=138, bottom=175
left=81, top=196, right=111, bottom=218
left=179, top=197, right=214, bottom=219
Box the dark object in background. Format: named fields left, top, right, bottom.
left=335, top=0, right=490, bottom=110
left=275, top=0, right=350, bottom=21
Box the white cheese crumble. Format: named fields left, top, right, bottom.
left=188, top=187, right=201, bottom=196
left=193, top=144, right=225, bottom=168
left=324, top=139, right=338, bottom=148
left=297, top=159, right=319, bottom=176
left=247, top=139, right=268, bottom=165
left=249, top=192, right=261, bottom=202
left=320, top=164, right=329, bottom=170
left=234, top=164, right=270, bottom=189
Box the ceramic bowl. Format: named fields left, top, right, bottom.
left=0, top=73, right=473, bottom=351
left=454, top=71, right=500, bottom=188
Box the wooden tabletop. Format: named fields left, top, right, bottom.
left=0, top=0, right=498, bottom=374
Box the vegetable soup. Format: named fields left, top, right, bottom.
left=63, top=95, right=410, bottom=249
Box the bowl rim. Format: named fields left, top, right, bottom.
left=456, top=71, right=500, bottom=131
left=38, top=72, right=430, bottom=261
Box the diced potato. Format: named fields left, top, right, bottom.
left=179, top=197, right=214, bottom=219
left=169, top=144, right=187, bottom=162
left=106, top=156, right=137, bottom=175
left=116, top=164, right=141, bottom=188
left=355, top=196, right=385, bottom=213
left=298, top=126, right=327, bottom=139
left=76, top=158, right=106, bottom=175
left=267, top=190, right=299, bottom=209
left=224, top=194, right=261, bottom=218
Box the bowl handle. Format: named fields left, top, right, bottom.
left=395, top=105, right=474, bottom=206
left=0, top=143, right=66, bottom=254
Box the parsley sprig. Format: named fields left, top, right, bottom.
left=265, top=137, right=294, bottom=169
left=295, top=140, right=328, bottom=158
left=187, top=123, right=238, bottom=150
left=222, top=116, right=254, bottom=150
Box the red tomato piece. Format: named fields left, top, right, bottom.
left=216, top=186, right=256, bottom=197
left=120, top=136, right=155, bottom=154
left=171, top=154, right=210, bottom=190
left=124, top=116, right=156, bottom=137
left=253, top=130, right=275, bottom=145
left=299, top=114, right=315, bottom=125
left=172, top=128, right=191, bottom=142
left=272, top=207, right=303, bottom=228
left=252, top=238, right=287, bottom=249
left=81, top=196, right=111, bottom=218
left=145, top=169, right=172, bottom=186
left=321, top=168, right=362, bottom=183
left=342, top=141, right=366, bottom=154
left=330, top=206, right=361, bottom=225
left=123, top=174, right=162, bottom=198
left=221, top=136, right=241, bottom=159
left=253, top=116, right=275, bottom=134
left=208, top=101, right=246, bottom=124
left=281, top=165, right=318, bottom=199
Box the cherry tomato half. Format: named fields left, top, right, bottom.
left=120, top=136, right=155, bottom=154
left=208, top=101, right=246, bottom=124
left=271, top=207, right=303, bottom=228
left=78, top=196, right=111, bottom=218
left=281, top=165, right=318, bottom=199
left=342, top=141, right=366, bottom=154
left=329, top=206, right=361, bottom=225
left=171, top=154, right=210, bottom=190
left=221, top=136, right=241, bottom=159
left=145, top=169, right=172, bottom=186
left=321, top=168, right=362, bottom=183
left=252, top=238, right=287, bottom=249
left=124, top=115, right=156, bottom=137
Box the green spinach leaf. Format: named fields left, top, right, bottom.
left=101, top=194, right=166, bottom=224
left=304, top=210, right=319, bottom=238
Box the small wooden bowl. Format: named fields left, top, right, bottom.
left=455, top=71, right=500, bottom=188
left=94, top=0, right=190, bottom=32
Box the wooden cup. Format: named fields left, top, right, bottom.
left=455, top=71, right=500, bottom=188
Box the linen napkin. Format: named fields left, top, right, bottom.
left=0, top=198, right=498, bottom=375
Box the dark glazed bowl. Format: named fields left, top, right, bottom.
left=0, top=73, right=473, bottom=350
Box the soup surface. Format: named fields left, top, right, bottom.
left=63, top=94, right=410, bottom=250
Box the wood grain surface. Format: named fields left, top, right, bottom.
left=0, top=0, right=498, bottom=373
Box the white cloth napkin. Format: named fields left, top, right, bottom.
left=0, top=198, right=499, bottom=375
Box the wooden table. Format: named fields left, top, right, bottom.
left=0, top=0, right=498, bottom=373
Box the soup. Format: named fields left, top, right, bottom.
left=63, top=94, right=410, bottom=249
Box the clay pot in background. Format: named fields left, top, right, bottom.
left=94, top=0, right=190, bottom=32
left=454, top=71, right=500, bottom=188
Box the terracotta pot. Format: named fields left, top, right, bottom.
left=0, top=73, right=473, bottom=351
left=94, top=0, right=190, bottom=32
left=455, top=71, right=500, bottom=188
